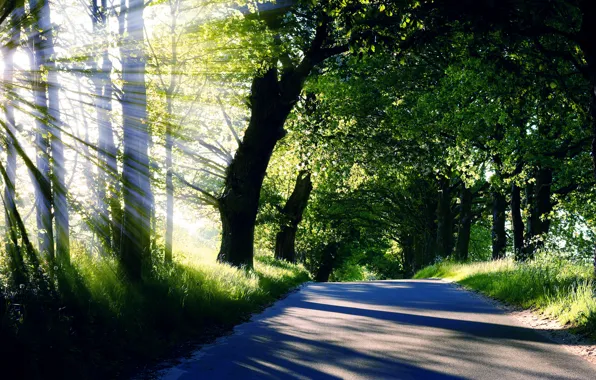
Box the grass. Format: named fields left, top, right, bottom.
left=0, top=244, right=310, bottom=379
left=414, top=259, right=596, bottom=337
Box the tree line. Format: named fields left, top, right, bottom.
left=0, top=0, right=596, bottom=289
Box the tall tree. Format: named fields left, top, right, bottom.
left=91, top=0, right=123, bottom=255
left=3, top=5, right=25, bottom=282
left=41, top=0, right=70, bottom=262
left=119, top=0, right=154, bottom=279
left=28, top=0, right=55, bottom=258
left=216, top=9, right=347, bottom=267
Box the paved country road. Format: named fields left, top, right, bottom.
left=158, top=280, right=596, bottom=379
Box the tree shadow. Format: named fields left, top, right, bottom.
left=166, top=280, right=596, bottom=379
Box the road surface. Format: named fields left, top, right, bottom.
left=159, top=280, right=596, bottom=379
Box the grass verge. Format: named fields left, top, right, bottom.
left=0, top=247, right=310, bottom=379
left=414, top=259, right=596, bottom=337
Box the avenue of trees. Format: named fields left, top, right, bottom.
left=1, top=0, right=596, bottom=375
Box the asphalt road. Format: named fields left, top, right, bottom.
left=159, top=280, right=596, bottom=379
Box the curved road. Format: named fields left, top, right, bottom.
left=160, top=280, right=596, bottom=379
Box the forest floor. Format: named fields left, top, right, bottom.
left=149, top=280, right=596, bottom=379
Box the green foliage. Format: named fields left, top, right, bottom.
left=0, top=244, right=309, bottom=379
left=468, top=224, right=493, bottom=262
left=414, top=259, right=596, bottom=337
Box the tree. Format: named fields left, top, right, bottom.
left=91, top=0, right=123, bottom=255
left=274, top=170, right=312, bottom=262
left=119, top=0, right=154, bottom=280
left=27, top=0, right=56, bottom=259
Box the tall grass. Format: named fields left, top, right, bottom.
left=0, top=244, right=310, bottom=379
left=414, top=259, right=596, bottom=336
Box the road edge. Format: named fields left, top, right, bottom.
left=438, top=278, right=596, bottom=365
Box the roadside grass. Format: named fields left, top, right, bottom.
left=414, top=259, right=596, bottom=337
left=0, top=243, right=310, bottom=379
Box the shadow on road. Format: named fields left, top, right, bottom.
left=170, top=280, right=593, bottom=380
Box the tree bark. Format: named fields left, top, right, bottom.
left=436, top=176, right=453, bottom=258
left=491, top=189, right=507, bottom=260
left=511, top=182, right=525, bottom=260
left=275, top=171, right=313, bottom=262
left=165, top=98, right=174, bottom=263
left=40, top=0, right=69, bottom=263
left=164, top=2, right=179, bottom=264
left=315, top=243, right=338, bottom=283
left=401, top=235, right=415, bottom=277
left=28, top=0, right=55, bottom=259
left=119, top=0, right=153, bottom=280
left=522, top=168, right=552, bottom=260
left=91, top=0, right=122, bottom=255
left=3, top=7, right=25, bottom=283
left=455, top=185, right=472, bottom=261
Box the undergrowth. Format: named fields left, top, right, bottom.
left=414, top=259, right=596, bottom=337
left=0, top=244, right=310, bottom=379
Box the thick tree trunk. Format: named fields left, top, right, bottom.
left=491, top=189, right=507, bottom=260
left=274, top=171, right=313, bottom=262
left=217, top=68, right=292, bottom=267
left=455, top=185, right=472, bottom=261
left=436, top=176, right=453, bottom=258
left=119, top=0, right=153, bottom=280
left=28, top=0, right=54, bottom=259
left=511, top=182, right=525, bottom=260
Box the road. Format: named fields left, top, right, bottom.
left=159, top=280, right=596, bottom=379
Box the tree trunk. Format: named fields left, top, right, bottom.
left=436, top=176, right=453, bottom=258
left=455, top=185, right=472, bottom=261
left=165, top=97, right=174, bottom=263
left=3, top=7, right=25, bottom=283
left=491, top=189, right=507, bottom=260
left=522, top=168, right=552, bottom=260
left=217, top=68, right=293, bottom=267
left=275, top=170, right=313, bottom=262
left=534, top=167, right=553, bottom=245
left=511, top=182, right=525, bottom=260
left=315, top=243, right=338, bottom=283
left=91, top=0, right=122, bottom=255
left=119, top=0, right=153, bottom=280
left=39, top=0, right=69, bottom=263
left=401, top=235, right=415, bottom=277
left=28, top=0, right=54, bottom=259
left=164, top=4, right=179, bottom=264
